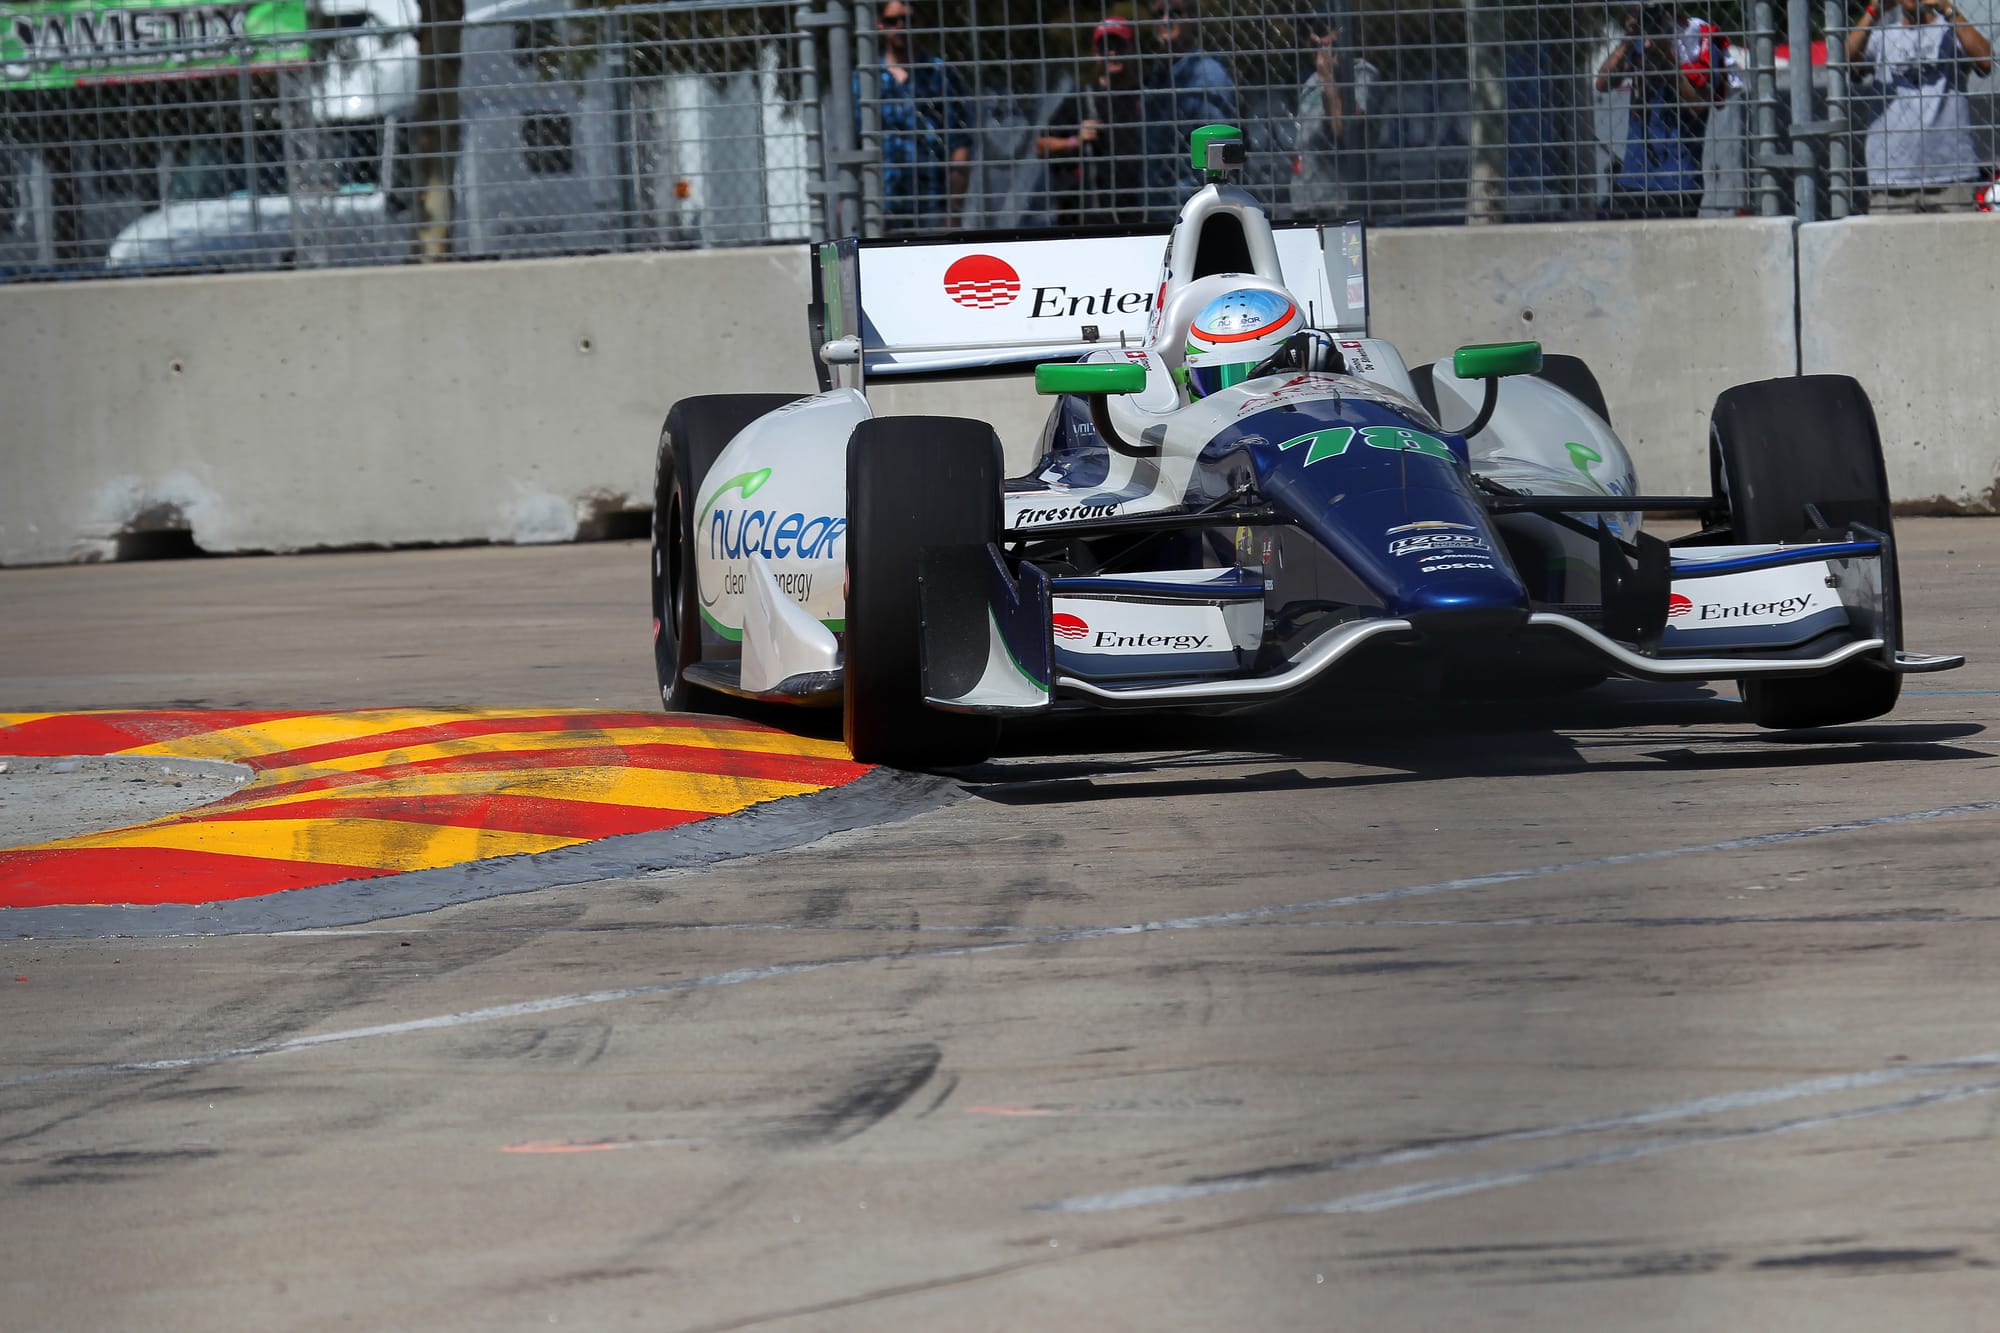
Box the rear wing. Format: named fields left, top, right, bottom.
left=809, top=222, right=1370, bottom=391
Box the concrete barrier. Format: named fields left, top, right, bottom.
left=0, top=247, right=817, bottom=565
left=1368, top=218, right=1799, bottom=495
left=1798, top=215, right=2000, bottom=511
left=8, top=215, right=1995, bottom=567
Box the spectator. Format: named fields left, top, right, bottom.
left=1144, top=0, right=1239, bottom=214
left=1595, top=3, right=1721, bottom=218
left=1691, top=16, right=1750, bottom=216
left=1036, top=17, right=1151, bottom=226
left=1291, top=14, right=1379, bottom=221
left=1847, top=0, right=1993, bottom=212
left=858, top=1, right=973, bottom=230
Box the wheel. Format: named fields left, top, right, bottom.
left=1407, top=353, right=1609, bottom=426
left=843, top=416, right=1003, bottom=767
left=1530, top=354, right=1610, bottom=425
left=1709, top=374, right=1901, bottom=728
left=652, top=394, right=803, bottom=711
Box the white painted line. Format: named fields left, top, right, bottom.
left=11, top=797, right=2000, bottom=1091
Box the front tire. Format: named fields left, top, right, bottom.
left=843, top=416, right=1003, bottom=767
left=652, top=394, right=804, bottom=712
left=1709, top=374, right=1901, bottom=728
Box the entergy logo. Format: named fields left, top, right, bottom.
left=1667, top=593, right=1693, bottom=619
left=1052, top=612, right=1089, bottom=640
left=944, top=255, right=1021, bottom=310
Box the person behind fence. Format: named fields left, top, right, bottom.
left=1595, top=2, right=1722, bottom=218
left=1036, top=17, right=1151, bottom=226
left=1291, top=13, right=1379, bottom=221
left=858, top=0, right=973, bottom=229
left=1684, top=15, right=1750, bottom=216
left=1145, top=0, right=1239, bottom=215
left=1846, top=0, right=1994, bottom=212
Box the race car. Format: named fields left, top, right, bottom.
left=651, top=124, right=1962, bottom=768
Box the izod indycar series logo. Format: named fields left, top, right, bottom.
left=1050, top=612, right=1211, bottom=653
left=1389, top=531, right=1488, bottom=558
left=943, top=252, right=1153, bottom=319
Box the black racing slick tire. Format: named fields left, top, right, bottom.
left=1709, top=374, right=1901, bottom=729
left=843, top=416, right=1003, bottom=768
left=1530, top=354, right=1611, bottom=426
left=1407, top=354, right=1608, bottom=428
left=652, top=394, right=802, bottom=712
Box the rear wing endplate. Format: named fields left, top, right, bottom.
left=810, top=222, right=1369, bottom=390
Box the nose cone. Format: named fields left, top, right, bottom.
left=1396, top=577, right=1530, bottom=641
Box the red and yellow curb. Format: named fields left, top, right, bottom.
left=0, top=709, right=869, bottom=909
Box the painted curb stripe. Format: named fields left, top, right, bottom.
left=206, top=766, right=827, bottom=821
left=230, top=713, right=849, bottom=771
left=200, top=742, right=864, bottom=813
left=0, top=709, right=872, bottom=909
left=0, top=847, right=391, bottom=908
left=194, top=795, right=713, bottom=840
left=251, top=738, right=867, bottom=788
left=0, top=710, right=315, bottom=757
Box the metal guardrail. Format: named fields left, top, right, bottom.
left=0, top=0, right=1994, bottom=280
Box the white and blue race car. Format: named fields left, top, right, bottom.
left=651, top=125, right=1962, bottom=768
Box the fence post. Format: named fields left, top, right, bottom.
left=1751, top=0, right=1783, bottom=215
left=814, top=0, right=863, bottom=238
left=798, top=2, right=825, bottom=240
left=1464, top=0, right=1506, bottom=223
left=1824, top=0, right=1852, bottom=217
left=1787, top=0, right=1817, bottom=220
left=853, top=0, right=881, bottom=236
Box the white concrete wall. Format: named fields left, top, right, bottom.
left=1369, top=219, right=1800, bottom=495
left=0, top=247, right=817, bottom=565
left=1798, top=215, right=2000, bottom=510
left=8, top=215, right=1998, bottom=567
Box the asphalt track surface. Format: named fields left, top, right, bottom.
left=3, top=522, right=1998, bottom=1330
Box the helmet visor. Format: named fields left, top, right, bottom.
left=1187, top=359, right=1255, bottom=398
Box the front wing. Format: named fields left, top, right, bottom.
left=916, top=531, right=1963, bottom=715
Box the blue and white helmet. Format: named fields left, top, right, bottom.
left=1182, top=278, right=1304, bottom=398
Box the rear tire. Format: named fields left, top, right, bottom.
left=843, top=417, right=1003, bottom=767
left=1530, top=354, right=1610, bottom=425
left=1408, top=353, right=1609, bottom=426
left=1709, top=374, right=1901, bottom=728
left=652, top=394, right=803, bottom=712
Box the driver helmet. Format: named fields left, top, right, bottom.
left=1182, top=280, right=1305, bottom=398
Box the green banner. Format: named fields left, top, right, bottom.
left=1, top=0, right=309, bottom=90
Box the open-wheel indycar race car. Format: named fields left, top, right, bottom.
left=651, top=124, right=1963, bottom=768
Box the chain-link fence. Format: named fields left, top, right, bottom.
left=1, top=0, right=1995, bottom=280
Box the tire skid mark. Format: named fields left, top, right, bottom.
left=9, top=794, right=2000, bottom=1090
